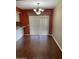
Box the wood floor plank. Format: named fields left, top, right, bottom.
left=16, top=35, right=62, bottom=59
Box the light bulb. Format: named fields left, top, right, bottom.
left=33, top=9, right=37, bottom=12
left=39, top=8, right=44, bottom=12
left=36, top=11, right=41, bottom=15
left=41, top=9, right=44, bottom=12
left=39, top=8, right=42, bottom=11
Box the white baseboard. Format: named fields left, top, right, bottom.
left=51, top=34, right=62, bottom=51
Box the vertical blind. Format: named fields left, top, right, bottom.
left=29, top=16, right=49, bottom=35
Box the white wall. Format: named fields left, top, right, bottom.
left=52, top=1, right=62, bottom=50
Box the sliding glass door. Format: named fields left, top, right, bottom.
left=29, top=16, right=49, bottom=35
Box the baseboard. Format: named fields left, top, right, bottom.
left=51, top=34, right=62, bottom=51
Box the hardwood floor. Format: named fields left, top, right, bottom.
left=16, top=35, right=62, bottom=59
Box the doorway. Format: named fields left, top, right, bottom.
left=29, top=16, right=49, bottom=35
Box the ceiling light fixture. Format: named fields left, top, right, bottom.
left=33, top=3, right=44, bottom=15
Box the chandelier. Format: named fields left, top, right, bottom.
left=33, top=3, right=44, bottom=15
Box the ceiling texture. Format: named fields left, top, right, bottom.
left=16, top=0, right=60, bottom=10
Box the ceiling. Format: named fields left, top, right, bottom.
left=16, top=0, right=60, bottom=10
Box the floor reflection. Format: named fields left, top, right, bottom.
left=16, top=35, right=62, bottom=59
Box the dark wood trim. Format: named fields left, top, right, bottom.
left=49, top=10, right=54, bottom=34
left=20, top=10, right=30, bottom=34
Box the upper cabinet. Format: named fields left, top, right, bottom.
left=16, top=11, right=20, bottom=22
